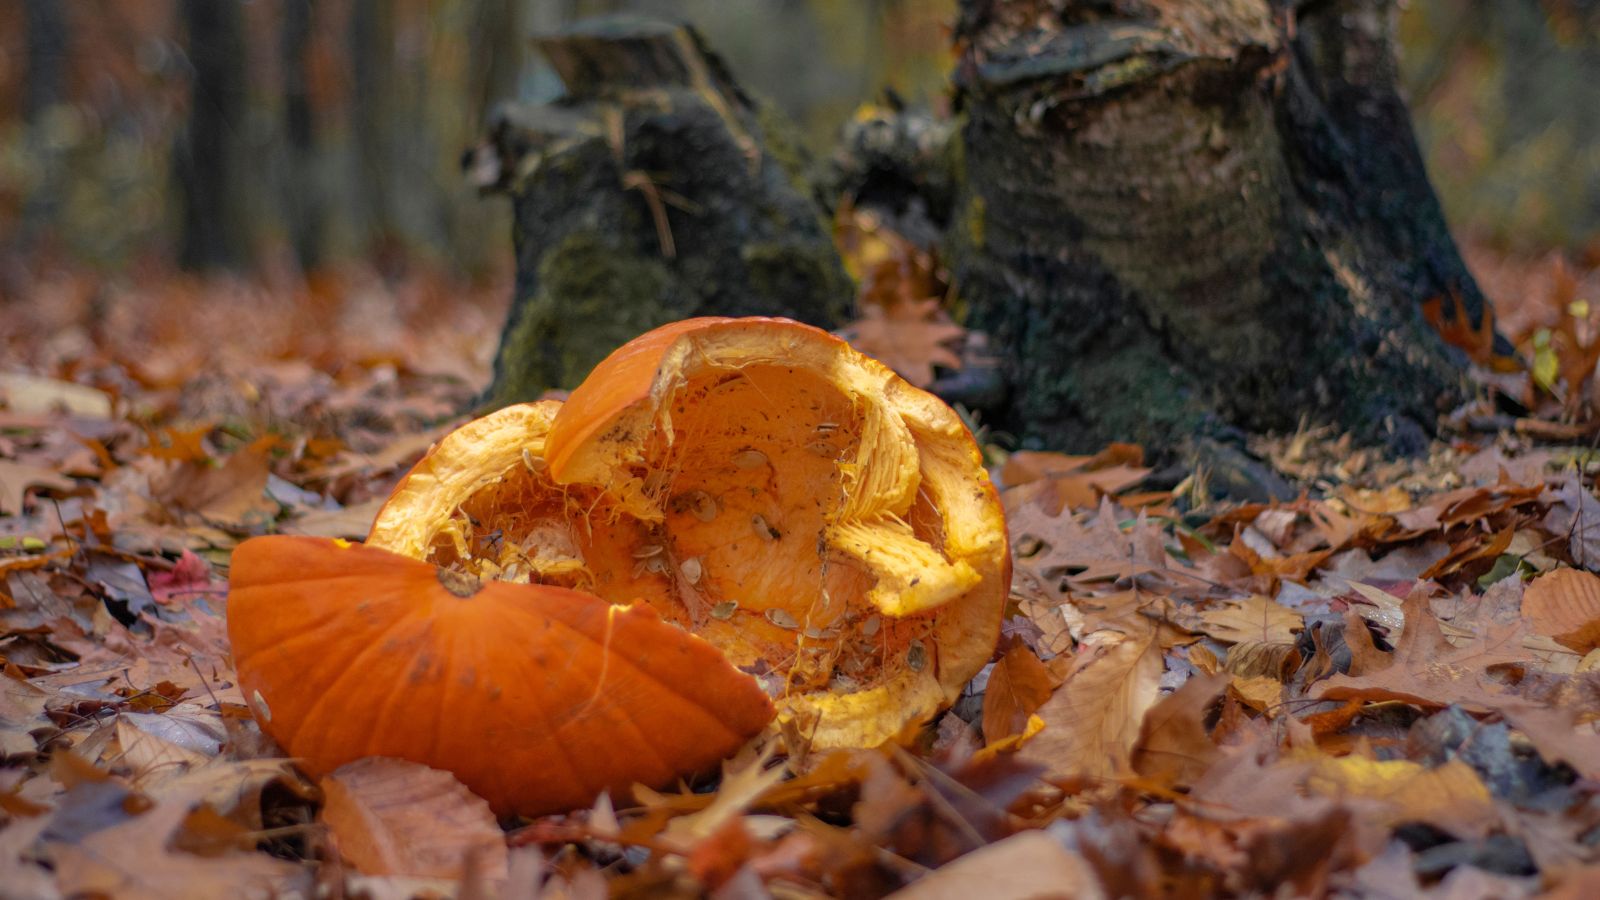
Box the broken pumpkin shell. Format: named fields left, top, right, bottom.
left=226, top=535, right=773, bottom=818
left=370, top=317, right=1010, bottom=750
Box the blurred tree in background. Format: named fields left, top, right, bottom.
left=0, top=0, right=1595, bottom=281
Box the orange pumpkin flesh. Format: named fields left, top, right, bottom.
left=370, top=318, right=1009, bottom=749
left=226, top=535, right=774, bottom=817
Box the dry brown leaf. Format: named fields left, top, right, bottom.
left=982, top=643, right=1062, bottom=743
left=886, top=830, right=1106, bottom=900
left=1522, top=568, right=1600, bottom=653
left=841, top=300, right=964, bottom=389
left=1197, top=596, right=1303, bottom=645
left=319, top=757, right=508, bottom=883
left=1228, top=675, right=1285, bottom=713
left=46, top=784, right=306, bottom=899
left=0, top=372, right=113, bottom=418
left=1008, top=499, right=1171, bottom=590
left=1021, top=616, right=1162, bottom=780
left=0, top=675, right=52, bottom=756
left=1497, top=704, right=1600, bottom=781
left=1302, top=755, right=1496, bottom=838
left=0, top=460, right=76, bottom=516
left=1311, top=589, right=1529, bottom=712
left=158, top=439, right=278, bottom=529
left=1131, top=671, right=1227, bottom=787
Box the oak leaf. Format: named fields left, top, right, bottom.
left=1310, top=590, right=1528, bottom=712
left=840, top=300, right=964, bottom=389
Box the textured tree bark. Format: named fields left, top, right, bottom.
left=477, top=18, right=852, bottom=406
left=948, top=0, right=1485, bottom=455
left=176, top=0, right=250, bottom=271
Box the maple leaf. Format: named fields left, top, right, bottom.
left=840, top=300, right=965, bottom=388
left=1310, top=589, right=1529, bottom=712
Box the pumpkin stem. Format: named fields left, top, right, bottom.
left=436, top=567, right=483, bottom=598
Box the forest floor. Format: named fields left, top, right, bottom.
left=4, top=239, right=1600, bottom=898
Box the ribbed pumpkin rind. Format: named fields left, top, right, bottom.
left=227, top=535, right=775, bottom=817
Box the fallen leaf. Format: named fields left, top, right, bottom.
left=1302, top=755, right=1495, bottom=838
left=1131, top=671, right=1227, bottom=787
left=319, top=757, right=508, bottom=882
left=147, top=551, right=220, bottom=606
left=1497, top=704, right=1600, bottom=781
left=1311, top=589, right=1528, bottom=712
left=0, top=675, right=52, bottom=756
left=0, top=372, right=113, bottom=418
left=982, top=644, right=1062, bottom=743
left=841, top=300, right=964, bottom=389
left=0, top=461, right=76, bottom=516
left=46, top=784, right=306, bottom=899
left=1521, top=568, right=1600, bottom=652
left=886, top=830, right=1106, bottom=900
left=1197, top=595, right=1303, bottom=646
left=1022, top=616, right=1162, bottom=780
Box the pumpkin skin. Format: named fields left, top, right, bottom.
left=370, top=317, right=1010, bottom=750
left=226, top=535, right=774, bottom=817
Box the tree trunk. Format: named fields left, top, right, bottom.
left=948, top=0, right=1484, bottom=455
left=476, top=18, right=853, bottom=406
left=281, top=0, right=323, bottom=273
left=20, top=0, right=69, bottom=257
left=176, top=0, right=250, bottom=271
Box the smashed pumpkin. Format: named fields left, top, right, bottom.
left=227, top=317, right=1008, bottom=816
left=227, top=536, right=772, bottom=816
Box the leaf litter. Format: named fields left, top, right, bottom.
left=5, top=264, right=1600, bottom=897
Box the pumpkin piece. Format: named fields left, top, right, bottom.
left=371, top=317, right=1009, bottom=750
left=226, top=535, right=774, bottom=818
left=364, top=401, right=588, bottom=589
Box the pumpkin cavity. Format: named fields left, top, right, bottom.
left=379, top=364, right=961, bottom=700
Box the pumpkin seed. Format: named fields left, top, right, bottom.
left=680, top=556, right=703, bottom=584
left=752, top=514, right=780, bottom=540
left=251, top=690, right=272, bottom=722
left=710, top=600, right=739, bottom=620
left=861, top=615, right=880, bottom=636
left=765, top=608, right=800, bottom=629
left=631, top=543, right=665, bottom=558
left=907, top=641, right=927, bottom=672
left=803, top=626, right=828, bottom=640
left=676, top=490, right=718, bottom=522
left=732, top=449, right=768, bottom=469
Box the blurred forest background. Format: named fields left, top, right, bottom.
left=1, top=0, right=1597, bottom=291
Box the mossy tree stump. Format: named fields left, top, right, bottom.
left=948, top=0, right=1488, bottom=455
left=475, top=17, right=852, bottom=406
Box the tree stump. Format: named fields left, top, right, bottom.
left=949, top=0, right=1488, bottom=455
left=474, top=17, right=852, bottom=406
